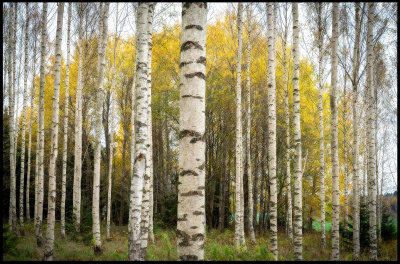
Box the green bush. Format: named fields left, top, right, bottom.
left=3, top=224, right=18, bottom=256
left=381, top=209, right=397, bottom=240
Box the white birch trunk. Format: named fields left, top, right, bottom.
left=366, top=3, right=377, bottom=260
left=292, top=3, right=303, bottom=260
left=177, top=2, right=207, bottom=260
left=107, top=3, right=119, bottom=242
left=352, top=2, right=361, bottom=259
left=235, top=2, right=245, bottom=247
left=44, top=3, right=64, bottom=260
left=92, top=3, right=109, bottom=254
left=36, top=2, right=47, bottom=246
left=245, top=4, right=256, bottom=244
left=61, top=3, right=71, bottom=239
left=18, top=3, right=29, bottom=236
left=317, top=3, right=326, bottom=248
left=73, top=3, right=84, bottom=233
left=140, top=3, right=155, bottom=260
left=128, top=3, right=149, bottom=260
left=330, top=3, right=340, bottom=261
left=8, top=2, right=18, bottom=236
left=267, top=2, right=278, bottom=259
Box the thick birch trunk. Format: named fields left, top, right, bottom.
left=19, top=3, right=30, bottom=236
left=352, top=2, right=361, bottom=259
left=128, top=3, right=149, bottom=260
left=292, top=2, right=302, bottom=260
left=267, top=2, right=278, bottom=259
left=44, top=3, right=64, bottom=260
left=36, top=2, right=47, bottom=246
left=93, top=3, right=109, bottom=254
left=366, top=4, right=377, bottom=260
left=330, top=3, right=340, bottom=261
left=73, top=3, right=84, bottom=233
left=140, top=3, right=155, bottom=259
left=61, top=3, right=71, bottom=239
left=177, top=2, right=207, bottom=260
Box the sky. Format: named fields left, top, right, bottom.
left=6, top=2, right=397, bottom=194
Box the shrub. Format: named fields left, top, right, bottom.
left=381, top=209, right=397, bottom=240
left=3, top=224, right=18, bottom=256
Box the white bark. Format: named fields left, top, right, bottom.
left=245, top=4, right=256, bottom=244
left=140, top=3, right=155, bottom=260
left=267, top=2, right=278, bottom=259
left=44, top=3, right=64, bottom=260
left=36, top=2, right=47, bottom=246
left=73, top=3, right=84, bottom=233
left=366, top=3, right=377, bottom=260
left=352, top=2, right=361, bottom=259
left=330, top=3, right=340, bottom=261
left=292, top=2, right=302, bottom=260
left=235, top=2, right=246, bottom=247
left=19, top=3, right=29, bottom=236
left=128, top=3, right=149, bottom=260
left=93, top=3, right=109, bottom=254
left=61, top=2, right=71, bottom=239
left=177, top=2, right=207, bottom=261
left=8, top=2, right=17, bottom=235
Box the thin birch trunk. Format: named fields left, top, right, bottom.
left=107, top=2, right=119, bottom=242
left=8, top=2, right=17, bottom=236
left=176, top=2, right=207, bottom=260
left=245, top=4, right=255, bottom=244
left=140, top=3, right=155, bottom=258
left=93, top=3, right=109, bottom=254
left=235, top=2, right=245, bottom=247
left=267, top=2, right=278, bottom=259
left=292, top=3, right=303, bottom=260
left=36, top=2, right=47, bottom=246
left=352, top=2, right=361, bottom=259
left=317, top=2, right=326, bottom=248
left=128, top=3, right=149, bottom=260
left=61, top=2, right=71, bottom=239
left=18, top=3, right=29, bottom=236
left=73, top=3, right=84, bottom=233
left=366, top=4, right=377, bottom=260
left=343, top=73, right=348, bottom=230
left=44, top=3, right=64, bottom=260
left=330, top=3, right=340, bottom=261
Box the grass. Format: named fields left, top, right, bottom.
left=2, top=221, right=397, bottom=261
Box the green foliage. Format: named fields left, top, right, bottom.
left=312, top=220, right=332, bottom=232
left=381, top=209, right=397, bottom=240
left=155, top=193, right=177, bottom=229
left=3, top=224, right=18, bottom=256
left=161, top=233, right=173, bottom=260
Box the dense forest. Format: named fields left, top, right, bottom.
left=2, top=2, right=398, bottom=261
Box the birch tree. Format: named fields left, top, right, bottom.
left=330, top=3, right=340, bottom=261
left=366, top=3, right=377, bottom=260
left=267, top=2, right=278, bottom=259
left=245, top=4, right=255, bottom=244
left=36, top=2, right=47, bottom=246
left=235, top=2, right=245, bottom=247
left=106, top=2, right=119, bottom=242
left=128, top=2, right=148, bottom=260
left=351, top=2, right=361, bottom=259
left=61, top=2, right=71, bottom=239
left=292, top=2, right=303, bottom=260
left=18, top=2, right=29, bottom=236
left=176, top=2, right=207, bottom=261
left=8, top=2, right=17, bottom=236
left=93, top=2, right=109, bottom=254
left=140, top=3, right=155, bottom=259
left=44, top=3, right=64, bottom=260
left=73, top=3, right=84, bottom=233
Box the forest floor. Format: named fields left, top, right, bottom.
left=3, top=221, right=397, bottom=261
